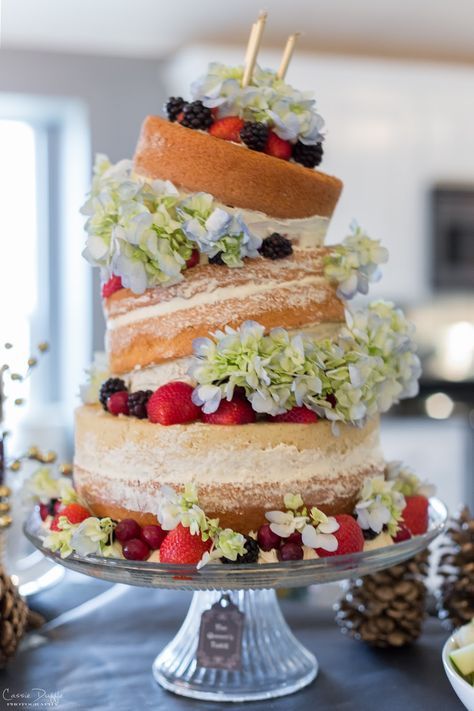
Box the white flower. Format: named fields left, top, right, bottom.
left=70, top=518, right=106, bottom=556
left=190, top=62, right=325, bottom=144
left=79, top=352, right=109, bottom=405
left=355, top=476, right=406, bottom=536
left=265, top=510, right=308, bottom=538
left=156, top=485, right=182, bottom=530
left=22, top=467, right=60, bottom=505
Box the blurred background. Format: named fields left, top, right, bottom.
left=0, top=0, right=473, bottom=513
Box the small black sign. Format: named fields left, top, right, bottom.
left=196, top=595, right=244, bottom=671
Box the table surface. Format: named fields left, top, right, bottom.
left=0, top=571, right=463, bottom=711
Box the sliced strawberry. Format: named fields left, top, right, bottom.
left=402, top=495, right=429, bottom=536
left=102, top=275, right=123, bottom=298
left=185, top=249, right=200, bottom=269
left=201, top=396, right=256, bottom=425
left=146, top=381, right=201, bottom=425
left=315, top=514, right=364, bottom=557
left=272, top=407, right=318, bottom=424
left=159, top=524, right=212, bottom=564
left=264, top=131, right=292, bottom=160
left=209, top=116, right=245, bottom=143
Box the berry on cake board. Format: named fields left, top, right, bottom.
left=159, top=524, right=212, bottom=565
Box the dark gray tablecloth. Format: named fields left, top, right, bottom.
left=0, top=571, right=462, bottom=711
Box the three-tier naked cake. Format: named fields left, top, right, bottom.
left=32, top=34, right=435, bottom=566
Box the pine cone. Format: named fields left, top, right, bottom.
left=0, top=568, right=29, bottom=667
left=437, top=506, right=474, bottom=628
left=335, top=551, right=429, bottom=647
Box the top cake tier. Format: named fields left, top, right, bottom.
left=134, top=116, right=343, bottom=220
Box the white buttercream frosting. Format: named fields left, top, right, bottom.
left=107, top=275, right=329, bottom=332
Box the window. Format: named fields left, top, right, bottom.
left=0, top=120, right=44, bottom=415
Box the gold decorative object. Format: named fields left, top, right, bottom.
left=335, top=551, right=429, bottom=647
left=59, top=462, right=73, bottom=476
left=438, top=507, right=474, bottom=628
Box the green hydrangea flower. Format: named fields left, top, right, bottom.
left=190, top=301, right=421, bottom=425
left=81, top=157, right=261, bottom=293
left=324, top=223, right=389, bottom=299
left=190, top=63, right=325, bottom=144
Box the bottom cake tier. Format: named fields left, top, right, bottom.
left=74, top=405, right=385, bottom=532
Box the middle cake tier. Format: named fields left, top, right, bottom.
left=105, top=246, right=345, bottom=375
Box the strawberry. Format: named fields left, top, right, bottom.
left=146, top=381, right=201, bottom=425
left=402, top=495, right=429, bottom=535
left=107, top=390, right=129, bottom=416
left=209, top=116, right=245, bottom=143
left=102, top=274, right=123, bottom=298
left=50, top=503, right=91, bottom=530
left=393, top=522, right=412, bottom=543
left=272, top=407, right=318, bottom=424
left=315, top=514, right=364, bottom=557
left=185, top=249, right=200, bottom=269
left=264, top=131, right=292, bottom=160
left=201, top=396, right=256, bottom=425
left=159, top=524, right=212, bottom=564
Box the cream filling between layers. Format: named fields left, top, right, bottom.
left=108, top=275, right=330, bottom=332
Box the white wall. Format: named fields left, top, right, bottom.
left=168, top=46, right=474, bottom=304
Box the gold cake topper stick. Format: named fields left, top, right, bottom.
left=277, top=32, right=300, bottom=80
left=242, top=11, right=267, bottom=87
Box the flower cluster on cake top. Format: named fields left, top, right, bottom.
left=164, top=63, right=325, bottom=168
left=25, top=463, right=434, bottom=567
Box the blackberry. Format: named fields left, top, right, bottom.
left=128, top=390, right=152, bottom=419
left=222, top=535, right=259, bottom=565
left=208, top=252, right=226, bottom=266
left=180, top=100, right=213, bottom=130
left=240, top=121, right=269, bottom=151
left=165, top=96, right=187, bottom=122
left=99, top=378, right=127, bottom=411
left=260, top=233, right=293, bottom=260
left=292, top=141, right=323, bottom=168
left=362, top=528, right=379, bottom=541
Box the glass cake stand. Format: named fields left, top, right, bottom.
left=24, top=498, right=447, bottom=703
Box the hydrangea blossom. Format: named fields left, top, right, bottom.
left=265, top=498, right=339, bottom=552
left=324, top=223, right=389, bottom=299
left=81, top=156, right=262, bottom=293
left=155, top=484, right=244, bottom=566
left=43, top=515, right=120, bottom=559
left=189, top=302, right=421, bottom=425
left=23, top=467, right=77, bottom=507
left=355, top=476, right=406, bottom=537
left=386, top=461, right=436, bottom=498
left=191, top=63, right=325, bottom=145
left=79, top=351, right=110, bottom=405
left=178, top=193, right=261, bottom=266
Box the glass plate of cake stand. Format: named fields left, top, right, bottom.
left=24, top=498, right=447, bottom=704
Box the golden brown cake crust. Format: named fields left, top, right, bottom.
left=134, top=116, right=343, bottom=219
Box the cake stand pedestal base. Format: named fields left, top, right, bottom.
left=153, top=589, right=317, bottom=702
